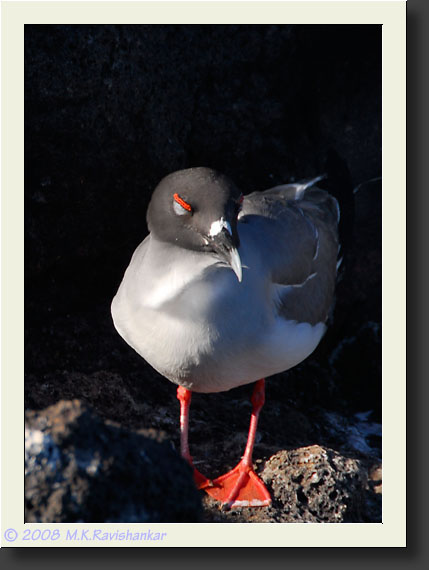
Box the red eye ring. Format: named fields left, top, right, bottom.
left=173, top=193, right=192, bottom=212
left=238, top=194, right=244, bottom=204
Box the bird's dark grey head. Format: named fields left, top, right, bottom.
left=147, top=167, right=243, bottom=281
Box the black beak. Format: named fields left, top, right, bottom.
left=209, top=227, right=242, bottom=282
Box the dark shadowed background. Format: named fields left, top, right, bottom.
left=25, top=24, right=382, bottom=523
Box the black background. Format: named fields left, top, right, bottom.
left=25, top=24, right=381, bottom=316
left=25, top=24, right=382, bottom=420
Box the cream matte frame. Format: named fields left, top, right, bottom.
left=2, top=1, right=405, bottom=547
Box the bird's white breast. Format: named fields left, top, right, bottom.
left=111, top=235, right=326, bottom=393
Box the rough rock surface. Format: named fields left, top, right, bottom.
left=203, top=446, right=381, bottom=523
left=25, top=25, right=382, bottom=523
left=25, top=400, right=202, bottom=522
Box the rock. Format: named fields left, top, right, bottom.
left=25, top=400, right=202, bottom=522
left=202, top=445, right=381, bottom=523
left=261, top=445, right=376, bottom=523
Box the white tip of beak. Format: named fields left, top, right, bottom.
left=229, top=247, right=242, bottom=283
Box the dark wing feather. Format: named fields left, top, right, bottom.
left=239, top=181, right=339, bottom=325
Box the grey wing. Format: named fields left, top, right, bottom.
left=239, top=180, right=340, bottom=325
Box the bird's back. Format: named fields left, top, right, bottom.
left=239, top=179, right=340, bottom=326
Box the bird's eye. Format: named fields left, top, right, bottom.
left=173, top=193, right=193, bottom=215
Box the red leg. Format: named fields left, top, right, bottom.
left=177, top=386, right=211, bottom=490
left=205, top=379, right=271, bottom=509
